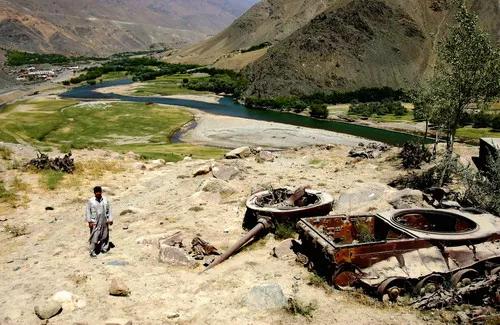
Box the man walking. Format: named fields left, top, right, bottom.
left=85, top=186, right=112, bottom=257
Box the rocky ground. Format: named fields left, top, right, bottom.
left=0, top=142, right=452, bottom=325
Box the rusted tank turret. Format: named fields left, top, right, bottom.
left=204, top=187, right=334, bottom=271
left=297, top=208, right=500, bottom=300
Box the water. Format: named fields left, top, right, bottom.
left=62, top=79, right=429, bottom=146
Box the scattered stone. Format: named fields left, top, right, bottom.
left=348, top=142, right=389, bottom=159
left=45, top=207, right=54, bottom=211
left=120, top=208, right=138, bottom=216
left=104, top=318, right=132, bottom=325
left=122, top=225, right=129, bottom=230
left=125, top=151, right=140, bottom=160
left=256, top=151, right=275, bottom=163
left=387, top=189, right=426, bottom=209
left=244, top=283, right=287, bottom=310
left=158, top=243, right=197, bottom=267
left=183, top=156, right=192, bottom=161
left=0, top=217, right=7, bottom=222
left=107, top=260, right=129, bottom=266
left=271, top=238, right=297, bottom=259
left=199, top=179, right=237, bottom=196
left=134, top=163, right=146, bottom=170
left=225, top=146, right=251, bottom=159
left=158, top=231, right=184, bottom=248
left=167, top=313, right=180, bottom=319
left=211, top=164, right=239, bottom=181
left=52, top=291, right=73, bottom=304
left=193, top=165, right=212, bottom=177
left=136, top=232, right=183, bottom=247
left=34, top=300, right=62, bottom=320
left=109, top=278, right=131, bottom=297
left=102, top=186, right=115, bottom=196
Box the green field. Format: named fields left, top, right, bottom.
left=456, top=126, right=499, bottom=140
left=133, top=74, right=209, bottom=97
left=328, top=103, right=415, bottom=123
left=0, top=99, right=225, bottom=161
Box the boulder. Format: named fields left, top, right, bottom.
left=34, top=300, right=62, bottom=320
left=109, top=278, right=131, bottom=297
left=193, top=165, right=212, bottom=177
left=105, top=319, right=132, bottom=325
left=244, top=283, right=287, bottom=310
left=158, top=231, right=184, bottom=248
left=136, top=232, right=183, bottom=247
left=211, top=164, right=239, bottom=181
left=256, top=151, right=275, bottom=163
left=51, top=291, right=86, bottom=311
left=225, top=146, right=251, bottom=159
left=271, top=238, right=297, bottom=259
left=441, top=200, right=462, bottom=209
left=158, top=242, right=196, bottom=267
left=336, top=183, right=390, bottom=213
left=387, top=189, right=426, bottom=209
left=199, top=179, right=237, bottom=196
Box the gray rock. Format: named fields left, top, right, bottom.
left=199, top=179, right=237, bottom=196
left=336, top=183, right=390, bottom=213
left=34, top=300, right=62, bottom=320
left=193, top=165, right=211, bottom=177
left=158, top=242, right=196, bottom=267
left=109, top=278, right=131, bottom=297
left=158, top=231, right=184, bottom=248
left=388, top=189, right=426, bottom=209
left=225, top=146, right=251, bottom=159
left=256, top=151, right=275, bottom=163
left=272, top=238, right=296, bottom=259
left=107, top=260, right=129, bottom=266
left=244, top=283, right=287, bottom=310
left=105, top=319, right=132, bottom=325
left=211, top=164, right=239, bottom=181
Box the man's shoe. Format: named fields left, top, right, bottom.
left=101, top=249, right=108, bottom=254
left=90, top=251, right=97, bottom=258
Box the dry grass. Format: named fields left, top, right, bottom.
left=72, top=160, right=125, bottom=180
left=0, top=146, right=12, bottom=160
left=3, top=224, right=30, bottom=237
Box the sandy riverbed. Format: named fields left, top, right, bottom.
left=179, top=110, right=372, bottom=149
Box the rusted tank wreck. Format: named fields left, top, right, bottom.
left=297, top=209, right=500, bottom=300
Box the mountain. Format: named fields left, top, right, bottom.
left=167, top=0, right=330, bottom=69
left=0, top=0, right=258, bottom=56
left=244, top=0, right=499, bottom=98
left=169, top=0, right=499, bottom=97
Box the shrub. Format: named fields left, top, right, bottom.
left=3, top=224, right=30, bottom=237
left=285, top=298, right=317, bottom=319
left=274, top=223, right=296, bottom=240
left=62, top=80, right=70, bottom=86
left=349, top=101, right=407, bottom=117
left=491, top=115, right=500, bottom=131
left=40, top=170, right=65, bottom=190
left=399, top=142, right=432, bottom=169
left=472, top=112, right=491, bottom=128
left=309, top=104, right=329, bottom=119
left=0, top=146, right=12, bottom=160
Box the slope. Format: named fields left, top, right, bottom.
left=0, top=0, right=257, bottom=56
left=243, top=0, right=499, bottom=98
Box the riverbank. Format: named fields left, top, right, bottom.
left=179, top=109, right=372, bottom=149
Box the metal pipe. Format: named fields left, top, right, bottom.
left=204, top=217, right=272, bottom=272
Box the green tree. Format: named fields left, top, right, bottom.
left=427, top=1, right=500, bottom=152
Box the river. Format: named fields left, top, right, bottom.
left=61, top=79, right=429, bottom=146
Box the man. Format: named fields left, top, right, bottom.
left=85, top=186, right=112, bottom=257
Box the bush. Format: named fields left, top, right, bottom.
left=491, top=115, right=500, bottom=131
left=472, top=112, right=491, bottom=128
left=309, top=104, right=329, bottom=119
left=399, top=142, right=432, bottom=169
left=275, top=223, right=296, bottom=240
left=460, top=153, right=500, bottom=215
left=349, top=101, right=407, bottom=117
left=285, top=298, right=317, bottom=319
left=62, top=80, right=70, bottom=86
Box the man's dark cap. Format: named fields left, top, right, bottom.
left=93, top=186, right=103, bottom=193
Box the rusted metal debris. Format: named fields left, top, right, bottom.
left=28, top=152, right=75, bottom=173
left=191, top=236, right=220, bottom=260
left=412, top=273, right=499, bottom=310
left=204, top=187, right=334, bottom=271
left=244, top=187, right=334, bottom=229
left=296, top=209, right=500, bottom=301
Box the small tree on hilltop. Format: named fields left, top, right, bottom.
left=427, top=1, right=500, bottom=153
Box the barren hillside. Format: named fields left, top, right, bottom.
left=0, top=0, right=257, bottom=56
